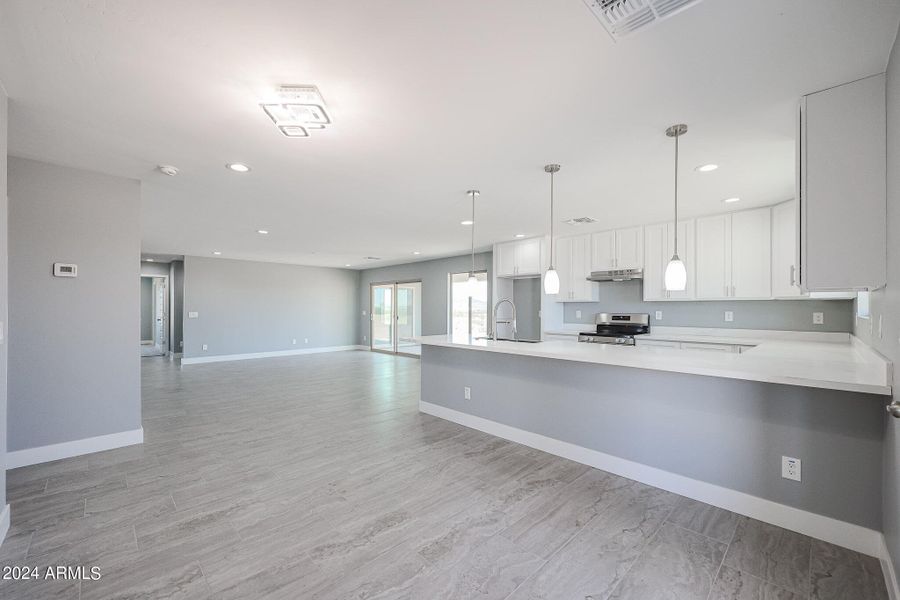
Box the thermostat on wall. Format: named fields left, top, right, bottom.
left=53, top=263, right=78, bottom=277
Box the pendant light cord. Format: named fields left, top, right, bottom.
left=673, top=131, right=679, bottom=256
left=470, top=191, right=476, bottom=274
left=549, top=169, right=554, bottom=268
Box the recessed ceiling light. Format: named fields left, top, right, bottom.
left=157, top=165, right=179, bottom=176
left=226, top=163, right=250, bottom=173
left=213, top=251, right=222, bottom=255
left=261, top=85, right=331, bottom=138
left=344, top=263, right=351, bottom=267
left=514, top=234, right=526, bottom=238
left=460, top=220, right=474, bottom=226
left=145, top=258, right=154, bottom=262
left=257, top=229, right=269, bottom=235
left=723, top=197, right=741, bottom=203
left=412, top=251, right=421, bottom=255
left=695, top=164, right=719, bottom=172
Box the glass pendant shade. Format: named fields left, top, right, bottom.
left=664, top=255, right=687, bottom=291
left=544, top=268, right=560, bottom=295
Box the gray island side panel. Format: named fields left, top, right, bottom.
left=420, top=345, right=884, bottom=530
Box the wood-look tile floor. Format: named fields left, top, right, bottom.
left=1, top=351, right=889, bottom=600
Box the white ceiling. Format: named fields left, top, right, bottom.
left=1, top=0, right=898, bottom=268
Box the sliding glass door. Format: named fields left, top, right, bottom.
left=370, top=281, right=422, bottom=356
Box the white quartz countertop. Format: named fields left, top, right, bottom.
left=417, top=334, right=892, bottom=395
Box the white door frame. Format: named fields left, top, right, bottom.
left=369, top=279, right=422, bottom=357
left=140, top=273, right=169, bottom=356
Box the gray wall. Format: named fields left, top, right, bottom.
left=140, top=277, right=153, bottom=341
left=422, top=345, right=884, bottom=529
left=172, top=260, right=184, bottom=353
left=512, top=278, right=541, bottom=340
left=357, top=252, right=492, bottom=345
left=0, top=87, right=8, bottom=508
left=563, top=280, right=854, bottom=332
left=8, top=157, right=141, bottom=451
left=854, top=21, right=900, bottom=576
left=182, top=256, right=359, bottom=359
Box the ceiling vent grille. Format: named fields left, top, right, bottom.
left=564, top=217, right=599, bottom=225
left=583, top=0, right=703, bottom=40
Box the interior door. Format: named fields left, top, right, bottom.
left=370, top=284, right=394, bottom=353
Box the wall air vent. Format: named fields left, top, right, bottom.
left=582, top=0, right=703, bottom=40
left=564, top=217, right=599, bottom=225
left=364, top=256, right=381, bottom=261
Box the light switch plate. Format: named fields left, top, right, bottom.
left=202, top=344, right=208, bottom=351
left=813, top=312, right=824, bottom=325
left=575, top=310, right=582, bottom=319
left=724, top=311, right=734, bottom=322
left=188, top=311, right=199, bottom=319
left=655, top=311, right=663, bottom=321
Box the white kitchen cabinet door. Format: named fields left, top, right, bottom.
left=553, top=237, right=573, bottom=301
left=515, top=238, right=542, bottom=276
left=591, top=230, right=615, bottom=271
left=665, top=220, right=695, bottom=299
left=496, top=242, right=517, bottom=277
left=731, top=208, right=771, bottom=299
left=801, top=73, right=886, bottom=291
left=569, top=235, right=597, bottom=301
left=695, top=214, right=731, bottom=299
left=642, top=224, right=666, bottom=301
left=615, top=227, right=643, bottom=270
left=772, top=201, right=803, bottom=298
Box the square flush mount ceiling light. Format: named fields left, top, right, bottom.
left=261, top=85, right=331, bottom=138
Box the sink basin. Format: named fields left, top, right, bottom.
left=476, top=337, right=541, bottom=344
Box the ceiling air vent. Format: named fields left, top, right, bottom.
left=582, top=0, right=703, bottom=40
left=364, top=256, right=381, bottom=261
left=564, top=217, right=599, bottom=225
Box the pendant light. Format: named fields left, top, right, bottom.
left=466, top=190, right=480, bottom=296
left=664, top=124, right=688, bottom=292
left=543, top=164, right=561, bottom=295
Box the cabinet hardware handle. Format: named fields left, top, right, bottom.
left=888, top=401, right=900, bottom=419
left=789, top=265, right=796, bottom=286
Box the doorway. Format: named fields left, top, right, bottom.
left=370, top=280, right=422, bottom=356
left=140, top=275, right=169, bottom=357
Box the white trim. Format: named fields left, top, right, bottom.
left=0, top=505, right=9, bottom=549
left=6, top=428, right=144, bottom=469
left=881, top=534, right=900, bottom=600
left=181, top=345, right=364, bottom=365
left=420, top=401, right=884, bottom=558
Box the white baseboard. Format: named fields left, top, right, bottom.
left=0, top=504, right=9, bottom=549
left=6, top=428, right=144, bottom=469
left=181, top=345, right=363, bottom=365
left=881, top=534, right=900, bottom=600
left=420, top=401, right=884, bottom=559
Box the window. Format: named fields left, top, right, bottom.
left=857, top=291, right=870, bottom=319
left=450, top=271, right=488, bottom=338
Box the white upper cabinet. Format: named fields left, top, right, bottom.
left=554, top=234, right=598, bottom=302
left=591, top=227, right=643, bottom=271
left=800, top=74, right=886, bottom=291
left=643, top=220, right=694, bottom=301
left=771, top=200, right=803, bottom=298
left=591, top=230, right=615, bottom=271
left=695, top=214, right=731, bottom=299
left=615, top=226, right=643, bottom=270
left=696, top=208, right=771, bottom=300
left=730, top=208, right=771, bottom=299
left=496, top=237, right=542, bottom=278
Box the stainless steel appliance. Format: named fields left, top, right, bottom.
left=587, top=268, right=643, bottom=282
left=577, top=313, right=649, bottom=345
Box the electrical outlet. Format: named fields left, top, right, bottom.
left=782, top=456, right=801, bottom=482
left=655, top=311, right=663, bottom=321
left=362, top=310, right=367, bottom=316
left=292, top=339, right=297, bottom=345
left=304, top=338, right=309, bottom=344
left=464, top=386, right=471, bottom=400
left=575, top=310, right=582, bottom=319
left=202, top=344, right=208, bottom=351
left=188, top=311, right=199, bottom=319
left=813, top=312, right=824, bottom=325
left=724, top=311, right=734, bottom=322
left=363, top=335, right=367, bottom=342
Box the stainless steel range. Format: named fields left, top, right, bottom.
left=577, top=313, right=650, bottom=346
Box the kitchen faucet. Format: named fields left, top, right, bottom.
left=492, top=298, right=517, bottom=341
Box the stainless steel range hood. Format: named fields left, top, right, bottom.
left=587, top=268, right=643, bottom=282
